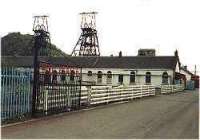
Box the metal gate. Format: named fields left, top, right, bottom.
left=1, top=67, right=32, bottom=123
left=35, top=62, right=81, bottom=116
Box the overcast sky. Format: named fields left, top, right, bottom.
left=1, top=0, right=200, bottom=74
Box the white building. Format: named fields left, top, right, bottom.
left=67, top=53, right=180, bottom=86
left=180, top=66, right=193, bottom=81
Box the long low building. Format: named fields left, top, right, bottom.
left=2, top=50, right=183, bottom=87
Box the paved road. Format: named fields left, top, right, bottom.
left=1, top=90, right=199, bottom=139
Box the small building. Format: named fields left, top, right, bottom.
left=180, top=66, right=193, bottom=81
left=180, top=66, right=198, bottom=89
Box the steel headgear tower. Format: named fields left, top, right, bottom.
left=32, top=15, right=51, bottom=116
left=72, top=12, right=100, bottom=56
left=33, top=15, right=51, bottom=56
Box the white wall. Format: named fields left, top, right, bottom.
left=82, top=68, right=174, bottom=86
left=180, top=69, right=192, bottom=81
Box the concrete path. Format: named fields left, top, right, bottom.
left=1, top=90, right=199, bottom=139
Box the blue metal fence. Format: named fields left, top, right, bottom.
left=186, top=80, right=195, bottom=90
left=1, top=67, right=32, bottom=122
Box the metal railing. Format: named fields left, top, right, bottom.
left=35, top=84, right=81, bottom=115
left=1, top=67, right=32, bottom=122
left=34, top=62, right=82, bottom=116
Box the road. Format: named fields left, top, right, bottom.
left=1, top=89, right=199, bottom=139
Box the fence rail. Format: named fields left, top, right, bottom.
left=80, top=85, right=156, bottom=106
left=1, top=67, right=32, bottom=122
left=160, top=84, right=184, bottom=94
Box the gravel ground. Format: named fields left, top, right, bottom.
left=1, top=89, right=199, bottom=139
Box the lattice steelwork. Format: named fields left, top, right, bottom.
left=71, top=12, right=100, bottom=56
left=33, top=15, right=51, bottom=56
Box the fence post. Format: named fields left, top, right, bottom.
left=121, top=87, right=123, bottom=101
left=27, top=70, right=31, bottom=113
left=44, top=89, right=48, bottom=115
left=32, top=33, right=40, bottom=117
left=87, top=86, right=91, bottom=106
left=181, top=84, right=184, bottom=91
left=107, top=87, right=109, bottom=104
left=140, top=85, right=143, bottom=97
left=78, top=68, right=82, bottom=108
left=131, top=86, right=134, bottom=100
left=171, top=85, right=174, bottom=93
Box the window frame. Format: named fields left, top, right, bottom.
left=145, top=72, right=151, bottom=84
left=107, top=71, right=112, bottom=84
left=162, top=72, right=168, bottom=84
left=130, top=71, right=135, bottom=83
left=118, top=74, right=123, bottom=84
left=97, top=71, right=103, bottom=83
left=88, top=71, right=92, bottom=76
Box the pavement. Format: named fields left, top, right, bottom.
left=1, top=89, right=199, bottom=139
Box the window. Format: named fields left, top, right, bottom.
left=61, top=70, right=66, bottom=82
left=52, top=70, right=58, bottom=83
left=70, top=70, right=75, bottom=81
left=97, top=71, right=102, bottom=78
left=44, top=70, right=51, bottom=84
left=118, top=74, right=123, bottom=84
left=88, top=71, right=92, bottom=76
left=145, top=72, right=151, bottom=84
left=97, top=71, right=103, bottom=83
left=130, top=71, right=135, bottom=83
left=162, top=72, right=168, bottom=84
left=107, top=71, right=112, bottom=84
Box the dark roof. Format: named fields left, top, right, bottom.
left=1, top=56, right=178, bottom=69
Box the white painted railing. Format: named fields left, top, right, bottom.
left=160, top=84, right=184, bottom=94
left=80, top=85, right=155, bottom=106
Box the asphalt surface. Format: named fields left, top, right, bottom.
left=1, top=89, right=199, bottom=139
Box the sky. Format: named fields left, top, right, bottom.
left=1, top=0, right=200, bottom=74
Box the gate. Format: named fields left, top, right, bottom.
left=35, top=62, right=81, bottom=116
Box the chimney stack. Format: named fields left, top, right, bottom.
left=174, top=49, right=178, bottom=57
left=119, top=51, right=122, bottom=58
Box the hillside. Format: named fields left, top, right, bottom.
left=1, top=32, right=68, bottom=57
